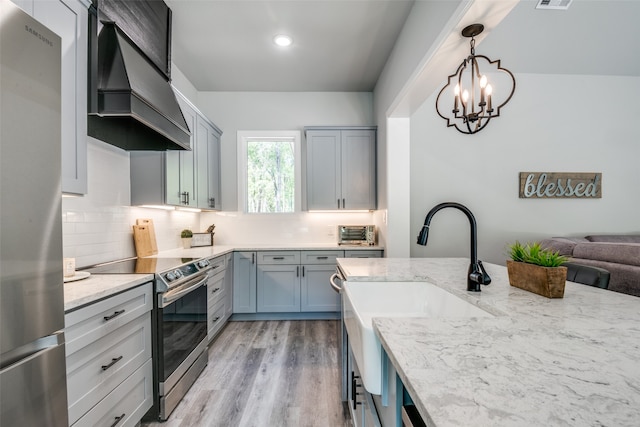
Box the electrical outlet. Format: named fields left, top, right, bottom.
left=383, top=210, right=388, bottom=225
left=327, top=225, right=335, bottom=237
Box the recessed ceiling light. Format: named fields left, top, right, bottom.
left=273, top=34, right=293, bottom=47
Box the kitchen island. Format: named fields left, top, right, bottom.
left=337, top=257, right=640, bottom=426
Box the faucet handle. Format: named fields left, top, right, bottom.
left=478, top=261, right=491, bottom=285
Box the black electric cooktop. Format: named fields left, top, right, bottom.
left=84, top=257, right=198, bottom=275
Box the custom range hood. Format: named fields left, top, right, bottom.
left=87, top=3, right=190, bottom=151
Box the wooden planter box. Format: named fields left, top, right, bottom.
left=506, top=260, right=567, bottom=298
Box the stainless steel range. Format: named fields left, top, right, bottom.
left=85, top=257, right=212, bottom=421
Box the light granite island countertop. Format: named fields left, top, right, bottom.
left=337, top=257, right=640, bottom=426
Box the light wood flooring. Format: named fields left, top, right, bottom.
left=143, top=320, right=351, bottom=427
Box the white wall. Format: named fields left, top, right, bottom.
left=372, top=0, right=462, bottom=256
left=410, top=73, right=640, bottom=264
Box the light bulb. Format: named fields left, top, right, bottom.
left=454, top=84, right=460, bottom=95
left=480, top=75, right=487, bottom=88
left=273, top=34, right=293, bottom=47
left=485, top=84, right=493, bottom=96
left=462, top=90, right=469, bottom=102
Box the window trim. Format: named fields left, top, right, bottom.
left=237, top=130, right=302, bottom=214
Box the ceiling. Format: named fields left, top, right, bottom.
left=166, top=0, right=640, bottom=93
left=166, top=0, right=415, bottom=92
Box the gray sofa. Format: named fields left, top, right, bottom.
left=540, top=235, right=640, bottom=297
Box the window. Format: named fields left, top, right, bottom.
left=238, top=131, right=301, bottom=213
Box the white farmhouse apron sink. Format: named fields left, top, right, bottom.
left=342, top=281, right=492, bottom=395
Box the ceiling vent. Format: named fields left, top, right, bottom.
left=536, top=0, right=572, bottom=10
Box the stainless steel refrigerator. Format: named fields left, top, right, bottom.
left=1, top=1, right=69, bottom=425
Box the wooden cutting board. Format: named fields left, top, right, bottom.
left=135, top=218, right=158, bottom=254
left=133, top=224, right=158, bottom=257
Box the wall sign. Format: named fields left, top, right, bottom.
left=519, top=172, right=602, bottom=199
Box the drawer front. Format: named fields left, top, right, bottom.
left=208, top=255, right=226, bottom=273
left=67, top=312, right=152, bottom=425
left=65, top=283, right=153, bottom=355
left=71, top=358, right=153, bottom=427
left=344, top=250, right=383, bottom=258
left=207, top=270, right=226, bottom=307
left=257, top=251, right=301, bottom=265
left=300, top=250, right=344, bottom=265
left=208, top=299, right=226, bottom=341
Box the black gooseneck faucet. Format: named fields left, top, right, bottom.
left=417, top=202, right=491, bottom=292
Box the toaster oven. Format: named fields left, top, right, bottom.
left=338, top=225, right=376, bottom=246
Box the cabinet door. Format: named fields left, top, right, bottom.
left=168, top=94, right=197, bottom=206
left=306, top=130, right=341, bottom=210
left=207, top=126, right=222, bottom=210
left=233, top=252, right=256, bottom=313
left=341, top=130, right=376, bottom=210
left=257, top=265, right=300, bottom=312
left=301, top=264, right=340, bottom=312
left=195, top=116, right=222, bottom=210
left=33, top=0, right=88, bottom=194
left=224, top=254, right=234, bottom=318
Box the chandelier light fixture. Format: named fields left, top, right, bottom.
left=435, top=24, right=516, bottom=134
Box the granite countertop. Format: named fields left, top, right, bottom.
left=153, top=243, right=384, bottom=259
left=64, top=273, right=153, bottom=312
left=337, top=257, right=640, bottom=426
left=64, top=244, right=383, bottom=312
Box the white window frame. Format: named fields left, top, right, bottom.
left=237, top=130, right=302, bottom=214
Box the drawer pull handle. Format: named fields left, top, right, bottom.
left=273, top=257, right=285, bottom=260
left=110, top=413, right=126, bottom=427
left=103, top=310, right=125, bottom=322
left=316, top=256, right=328, bottom=260
left=211, top=287, right=221, bottom=293
left=213, top=316, right=221, bottom=322
left=101, top=356, right=123, bottom=371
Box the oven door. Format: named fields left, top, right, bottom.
left=157, top=275, right=208, bottom=395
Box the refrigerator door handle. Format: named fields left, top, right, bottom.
left=0, top=332, right=65, bottom=370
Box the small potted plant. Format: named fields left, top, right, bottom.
left=180, top=229, right=193, bottom=249
left=506, top=241, right=570, bottom=298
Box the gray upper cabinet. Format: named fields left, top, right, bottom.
left=305, top=127, right=376, bottom=210
left=196, top=114, right=222, bottom=210
left=23, top=0, right=90, bottom=194
left=130, top=89, right=221, bottom=209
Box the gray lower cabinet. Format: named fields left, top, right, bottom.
left=347, top=344, right=381, bottom=427
left=301, top=264, right=340, bottom=311
left=64, top=283, right=153, bottom=427
left=345, top=250, right=383, bottom=258
left=224, top=253, right=234, bottom=318
left=233, top=250, right=382, bottom=316
left=207, top=255, right=229, bottom=342
left=257, top=264, right=301, bottom=312
left=233, top=251, right=257, bottom=313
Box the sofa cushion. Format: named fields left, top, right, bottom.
left=540, top=237, right=587, bottom=256
left=572, top=242, right=640, bottom=267
left=585, top=234, right=640, bottom=243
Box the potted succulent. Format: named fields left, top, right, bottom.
left=506, top=241, right=570, bottom=298
left=180, top=229, right=193, bottom=249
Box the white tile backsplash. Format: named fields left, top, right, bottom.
left=62, top=139, right=199, bottom=268
left=199, top=210, right=376, bottom=246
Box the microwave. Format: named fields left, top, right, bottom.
left=338, top=225, right=376, bottom=246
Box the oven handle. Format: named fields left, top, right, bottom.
left=160, top=275, right=208, bottom=307
left=330, top=272, right=344, bottom=293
